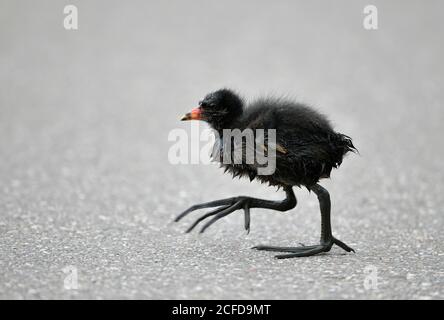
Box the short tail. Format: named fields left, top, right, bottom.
left=330, top=133, right=357, bottom=169
left=337, top=133, right=358, bottom=155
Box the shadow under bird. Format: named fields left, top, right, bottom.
left=175, top=89, right=357, bottom=258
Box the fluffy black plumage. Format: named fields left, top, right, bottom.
left=199, top=89, right=356, bottom=188
left=176, top=88, right=356, bottom=258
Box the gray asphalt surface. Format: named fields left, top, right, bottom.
left=1, top=0, right=443, bottom=299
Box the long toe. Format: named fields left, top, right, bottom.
left=185, top=205, right=230, bottom=233
left=175, top=197, right=238, bottom=222
left=199, top=201, right=243, bottom=233
left=333, top=237, right=355, bottom=253
left=274, top=245, right=330, bottom=259
left=252, top=245, right=319, bottom=252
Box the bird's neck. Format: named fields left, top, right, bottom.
left=212, top=117, right=241, bottom=133
left=211, top=108, right=243, bottom=132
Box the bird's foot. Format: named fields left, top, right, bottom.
left=175, top=196, right=252, bottom=234
left=253, top=237, right=355, bottom=258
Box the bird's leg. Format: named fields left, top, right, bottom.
left=175, top=187, right=297, bottom=234
left=253, top=183, right=355, bottom=258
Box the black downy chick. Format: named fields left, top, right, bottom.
left=175, top=89, right=356, bottom=258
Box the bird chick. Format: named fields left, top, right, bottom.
left=176, top=89, right=356, bottom=258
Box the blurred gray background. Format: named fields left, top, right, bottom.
left=0, top=0, right=443, bottom=299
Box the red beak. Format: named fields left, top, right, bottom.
left=181, top=107, right=202, bottom=121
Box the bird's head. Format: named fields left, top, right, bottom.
left=181, top=89, right=244, bottom=130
